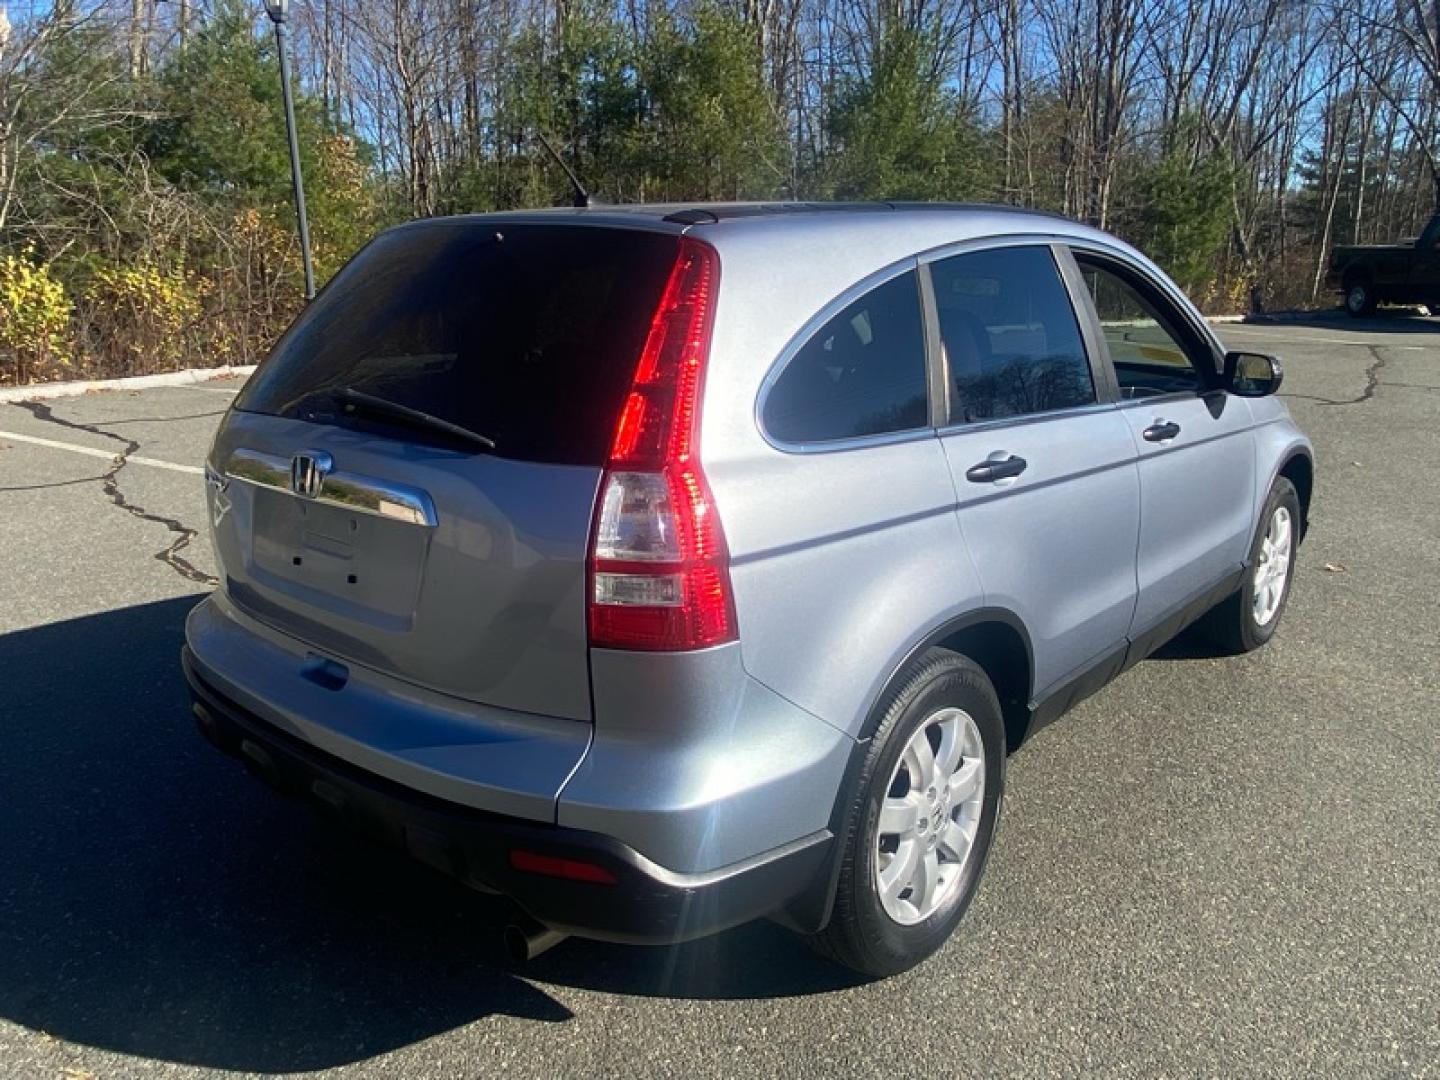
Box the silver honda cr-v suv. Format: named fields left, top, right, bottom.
left=185, top=203, right=1313, bottom=977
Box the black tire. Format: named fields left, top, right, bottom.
left=808, top=648, right=1005, bottom=978
left=1344, top=275, right=1376, bottom=317
left=1199, top=476, right=1301, bottom=654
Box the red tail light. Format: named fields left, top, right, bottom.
left=587, top=238, right=737, bottom=651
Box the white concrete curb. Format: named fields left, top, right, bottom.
left=0, top=364, right=257, bottom=404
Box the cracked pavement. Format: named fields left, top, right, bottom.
left=0, top=318, right=1437, bottom=1078
left=10, top=400, right=218, bottom=587
left=0, top=382, right=234, bottom=626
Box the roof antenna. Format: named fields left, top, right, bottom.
left=535, top=131, right=593, bottom=208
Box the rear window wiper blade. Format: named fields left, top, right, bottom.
left=333, top=388, right=497, bottom=452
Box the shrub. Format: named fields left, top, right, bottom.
left=81, top=260, right=207, bottom=376
left=201, top=207, right=303, bottom=366
left=0, top=250, right=73, bottom=385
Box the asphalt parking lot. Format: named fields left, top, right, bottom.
left=1, top=317, right=1437, bottom=1078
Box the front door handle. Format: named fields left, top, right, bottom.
left=965, top=454, right=1028, bottom=484
left=1142, top=420, right=1181, bottom=443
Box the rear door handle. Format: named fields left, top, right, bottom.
left=1142, top=420, right=1181, bottom=443
left=965, top=454, right=1028, bottom=484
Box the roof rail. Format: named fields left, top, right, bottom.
left=661, top=201, right=1074, bottom=225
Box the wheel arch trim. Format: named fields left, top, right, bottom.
left=1270, top=445, right=1315, bottom=539
left=857, top=607, right=1035, bottom=745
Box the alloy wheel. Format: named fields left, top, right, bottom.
left=873, top=707, right=986, bottom=925
left=1252, top=505, right=1293, bottom=626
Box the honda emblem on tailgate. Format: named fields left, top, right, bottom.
left=290, top=451, right=333, bottom=499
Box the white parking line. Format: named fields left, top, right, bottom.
left=1219, top=327, right=1435, bottom=348
left=176, top=384, right=241, bottom=394
left=0, top=429, right=204, bottom=475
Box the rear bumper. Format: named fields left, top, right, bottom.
left=184, top=647, right=833, bottom=944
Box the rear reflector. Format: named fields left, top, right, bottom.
left=587, top=238, right=737, bottom=651
left=509, top=849, right=618, bottom=885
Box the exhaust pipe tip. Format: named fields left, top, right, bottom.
left=504, top=921, right=568, bottom=962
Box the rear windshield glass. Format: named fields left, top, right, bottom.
left=235, top=222, right=680, bottom=465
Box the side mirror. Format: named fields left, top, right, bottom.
left=1224, top=350, right=1284, bottom=397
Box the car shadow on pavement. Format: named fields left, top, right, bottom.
left=1147, top=626, right=1229, bottom=661
left=1246, top=309, right=1440, bottom=333
left=0, top=597, right=858, bottom=1073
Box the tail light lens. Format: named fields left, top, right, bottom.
left=509, top=849, right=618, bottom=884
left=588, top=238, right=737, bottom=651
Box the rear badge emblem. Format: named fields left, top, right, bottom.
left=290, top=451, right=333, bottom=499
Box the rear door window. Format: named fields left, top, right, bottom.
left=929, top=246, right=1096, bottom=424
left=234, top=222, right=679, bottom=465
left=763, top=269, right=929, bottom=444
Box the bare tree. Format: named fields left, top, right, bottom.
left=0, top=0, right=146, bottom=235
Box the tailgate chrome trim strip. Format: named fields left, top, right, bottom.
left=223, top=447, right=438, bottom=527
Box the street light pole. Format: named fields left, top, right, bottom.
left=264, top=0, right=315, bottom=300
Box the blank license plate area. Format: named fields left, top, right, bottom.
left=250, top=490, right=428, bottom=627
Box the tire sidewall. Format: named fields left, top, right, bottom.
left=844, top=657, right=1005, bottom=975
left=1345, top=279, right=1373, bottom=316
left=1239, top=477, right=1301, bottom=649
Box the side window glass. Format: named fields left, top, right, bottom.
left=764, top=270, right=929, bottom=443
left=1078, top=262, right=1203, bottom=398
left=929, top=246, right=1095, bottom=424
